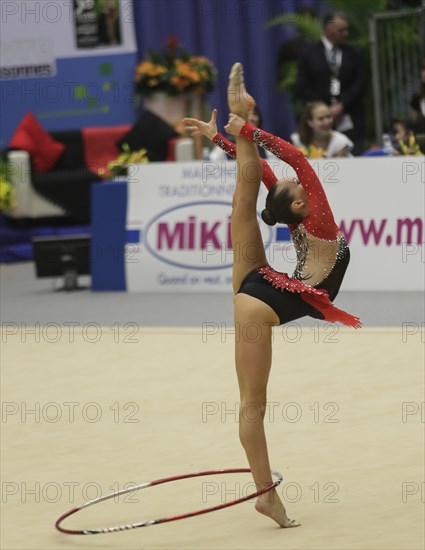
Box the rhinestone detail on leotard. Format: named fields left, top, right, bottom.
left=239, top=122, right=361, bottom=327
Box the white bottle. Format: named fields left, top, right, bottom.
left=382, top=133, right=394, bottom=155
left=202, top=147, right=210, bottom=161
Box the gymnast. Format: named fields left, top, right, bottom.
left=184, top=63, right=360, bottom=528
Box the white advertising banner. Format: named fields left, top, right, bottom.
left=125, top=157, right=425, bottom=292
left=0, top=0, right=136, bottom=70
left=0, top=0, right=137, bottom=144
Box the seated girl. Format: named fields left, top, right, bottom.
left=291, top=102, right=354, bottom=158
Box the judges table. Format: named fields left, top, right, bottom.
left=91, top=157, right=424, bottom=292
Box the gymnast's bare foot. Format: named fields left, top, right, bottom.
left=255, top=496, right=301, bottom=528
left=227, top=62, right=255, bottom=118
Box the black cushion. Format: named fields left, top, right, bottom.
left=117, top=109, right=178, bottom=162
left=33, top=168, right=101, bottom=223
left=50, top=131, right=85, bottom=170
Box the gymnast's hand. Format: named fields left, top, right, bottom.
left=183, top=109, right=218, bottom=141
left=224, top=113, right=245, bottom=137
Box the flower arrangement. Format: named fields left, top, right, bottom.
left=298, top=145, right=326, bottom=159
left=397, top=134, right=423, bottom=156
left=104, top=144, right=149, bottom=178
left=134, top=36, right=217, bottom=96
left=0, top=157, right=15, bottom=211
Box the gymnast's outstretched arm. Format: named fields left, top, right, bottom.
left=237, top=120, right=341, bottom=238
left=239, top=121, right=331, bottom=208
left=183, top=110, right=277, bottom=191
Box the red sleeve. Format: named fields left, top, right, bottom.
left=212, top=132, right=277, bottom=191
left=212, top=132, right=236, bottom=159
left=239, top=123, right=338, bottom=238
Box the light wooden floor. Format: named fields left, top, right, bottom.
left=1, top=327, right=424, bottom=550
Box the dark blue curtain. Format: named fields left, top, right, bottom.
left=132, top=0, right=321, bottom=139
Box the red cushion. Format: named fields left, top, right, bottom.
left=9, top=112, right=65, bottom=172
left=82, top=125, right=131, bottom=175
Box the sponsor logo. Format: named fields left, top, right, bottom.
left=144, top=201, right=271, bottom=270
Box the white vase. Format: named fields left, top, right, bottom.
left=143, top=91, right=202, bottom=127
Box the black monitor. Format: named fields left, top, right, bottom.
left=32, top=235, right=91, bottom=291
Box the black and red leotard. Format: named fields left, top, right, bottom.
left=212, top=123, right=360, bottom=328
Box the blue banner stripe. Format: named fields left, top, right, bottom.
left=276, top=227, right=291, bottom=241
left=91, top=181, right=127, bottom=291
left=126, top=229, right=140, bottom=243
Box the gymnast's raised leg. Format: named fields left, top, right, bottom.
left=226, top=63, right=299, bottom=528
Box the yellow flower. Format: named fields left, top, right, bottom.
left=191, top=56, right=207, bottom=63
left=106, top=146, right=149, bottom=177
left=129, top=149, right=148, bottom=163
left=134, top=40, right=216, bottom=95
left=297, top=145, right=325, bottom=158
left=0, top=173, right=15, bottom=211
left=304, top=145, right=324, bottom=158
left=135, top=61, right=167, bottom=79
left=398, top=136, right=423, bottom=156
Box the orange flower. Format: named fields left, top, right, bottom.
left=171, top=75, right=190, bottom=91
left=134, top=40, right=216, bottom=96
left=135, top=61, right=167, bottom=78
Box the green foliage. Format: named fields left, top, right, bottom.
left=93, top=0, right=119, bottom=15
left=266, top=13, right=322, bottom=117
left=267, top=1, right=420, bottom=145
left=0, top=157, right=15, bottom=211
left=106, top=144, right=149, bottom=177
left=266, top=13, right=322, bottom=39
left=278, top=61, right=298, bottom=91
left=267, top=1, right=391, bottom=90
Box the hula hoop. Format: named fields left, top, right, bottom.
left=55, top=468, right=282, bottom=535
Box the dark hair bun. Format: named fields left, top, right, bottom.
left=261, top=208, right=276, bottom=226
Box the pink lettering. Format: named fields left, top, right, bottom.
left=339, top=219, right=357, bottom=245
left=200, top=222, right=221, bottom=249
left=157, top=223, right=185, bottom=249
left=340, top=219, right=387, bottom=245
left=226, top=216, right=232, bottom=249
left=188, top=216, right=196, bottom=248
left=356, top=219, right=387, bottom=245
left=396, top=218, right=423, bottom=245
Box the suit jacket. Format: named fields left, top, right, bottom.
left=296, top=40, right=366, bottom=132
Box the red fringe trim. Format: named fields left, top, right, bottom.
left=259, top=266, right=361, bottom=329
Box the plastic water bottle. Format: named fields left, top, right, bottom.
left=382, top=133, right=394, bottom=155
left=202, top=147, right=210, bottom=161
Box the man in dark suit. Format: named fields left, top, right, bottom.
left=296, top=12, right=366, bottom=155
